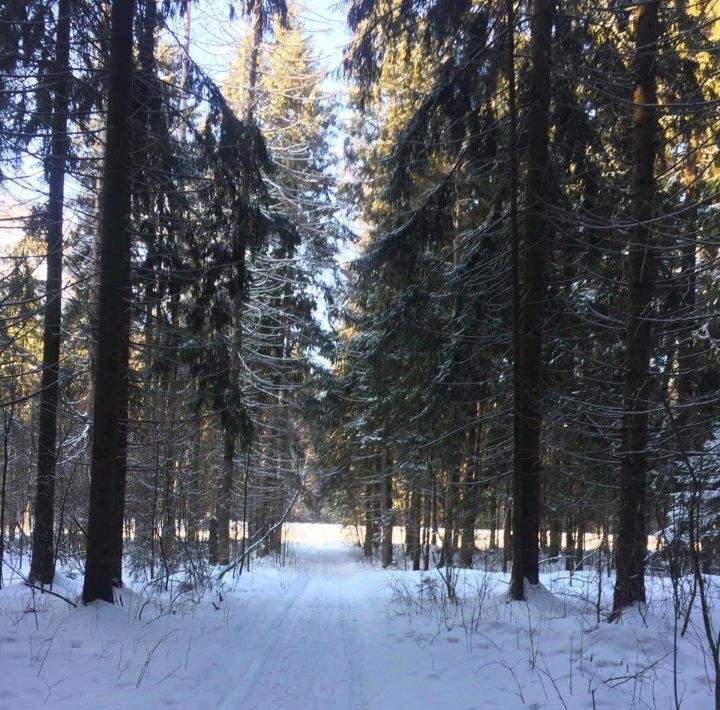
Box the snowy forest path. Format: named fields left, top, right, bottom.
left=217, top=543, right=372, bottom=710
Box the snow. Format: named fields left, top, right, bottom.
left=0, top=524, right=716, bottom=709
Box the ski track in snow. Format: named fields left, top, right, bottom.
left=218, top=547, right=368, bottom=710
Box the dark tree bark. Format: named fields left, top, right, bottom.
left=111, top=0, right=162, bottom=589
left=422, top=472, right=431, bottom=570
left=440, top=466, right=458, bottom=568
left=510, top=0, right=555, bottom=599
left=411, top=488, right=422, bottom=571
left=363, top=476, right=374, bottom=558
left=405, top=482, right=421, bottom=570
left=208, top=516, right=219, bottom=565
left=676, top=138, right=699, bottom=443
left=489, top=483, right=498, bottom=549
left=218, top=432, right=235, bottom=565
left=509, top=0, right=555, bottom=598
left=0, top=404, right=14, bottom=588
left=613, top=0, right=659, bottom=613
left=187, top=424, right=202, bottom=547
left=29, top=0, right=72, bottom=587
left=380, top=448, right=393, bottom=568
left=502, top=493, right=512, bottom=574
left=506, top=0, right=521, bottom=592
left=431, top=468, right=439, bottom=550
left=575, top=520, right=586, bottom=571
left=178, top=0, right=191, bottom=143
left=244, top=3, right=263, bottom=123
left=565, top=519, right=575, bottom=572
left=460, top=410, right=482, bottom=568
left=85, top=146, right=104, bottom=427
left=110, top=352, right=129, bottom=586
left=82, top=0, right=135, bottom=605
left=548, top=518, right=561, bottom=559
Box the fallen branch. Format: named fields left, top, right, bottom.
left=24, top=583, right=78, bottom=608
left=1, top=557, right=78, bottom=608
left=604, top=652, right=670, bottom=688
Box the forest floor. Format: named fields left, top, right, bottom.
left=0, top=524, right=716, bottom=709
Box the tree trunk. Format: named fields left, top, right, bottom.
left=463, top=407, right=484, bottom=566
left=380, top=449, right=393, bottom=568
left=431, top=468, right=438, bottom=550
left=613, top=0, right=658, bottom=613
left=0, top=406, right=14, bottom=588
left=208, top=516, right=218, bottom=565
left=460, top=433, right=481, bottom=567
left=575, top=520, right=586, bottom=571
left=111, top=0, right=160, bottom=589
left=217, top=4, right=261, bottom=567
left=244, top=4, right=263, bottom=124
left=255, top=467, right=270, bottom=558
left=406, top=482, right=421, bottom=571
left=440, top=467, right=458, bottom=568
left=217, top=431, right=234, bottom=566
left=565, top=520, right=575, bottom=572
left=82, top=0, right=134, bottom=605
left=135, top=297, right=157, bottom=571
left=29, top=0, right=72, bottom=587
left=159, top=297, right=182, bottom=565
left=161, top=456, right=175, bottom=562
left=178, top=0, right=191, bottom=143
left=363, top=480, right=374, bottom=558
left=186, top=423, right=202, bottom=547
left=111, top=346, right=129, bottom=586
left=422, top=472, right=431, bottom=570
left=489, top=483, right=497, bottom=549
left=502, top=493, right=512, bottom=574
left=85, top=166, right=103, bottom=427
left=506, top=0, right=521, bottom=591
left=675, top=135, right=699, bottom=447
left=510, top=0, right=555, bottom=599
left=548, top=518, right=561, bottom=559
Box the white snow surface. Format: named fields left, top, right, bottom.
left=0, top=524, right=716, bottom=709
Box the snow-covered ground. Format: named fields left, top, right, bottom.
left=0, top=524, right=716, bottom=709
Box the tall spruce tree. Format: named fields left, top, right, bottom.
left=613, top=0, right=660, bottom=613
left=82, top=0, right=135, bottom=604
left=510, top=0, right=555, bottom=599
left=29, top=0, right=73, bottom=586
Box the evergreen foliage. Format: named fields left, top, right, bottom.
left=0, top=0, right=717, bottom=626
